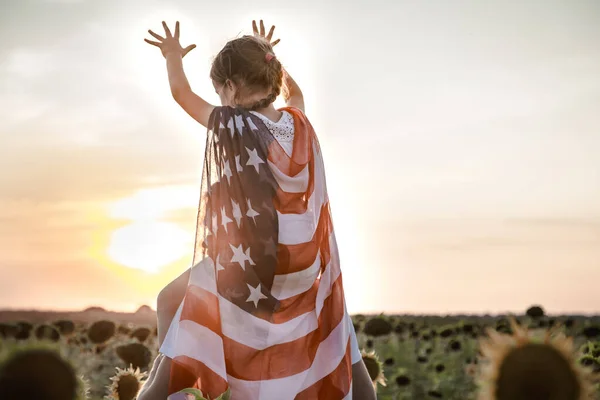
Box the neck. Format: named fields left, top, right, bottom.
left=253, top=103, right=282, bottom=122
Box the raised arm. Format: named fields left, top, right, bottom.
left=282, top=67, right=305, bottom=113
left=145, top=21, right=215, bottom=129
left=252, top=20, right=305, bottom=113
left=166, top=53, right=215, bottom=128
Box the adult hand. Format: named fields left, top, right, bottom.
left=144, top=21, right=196, bottom=58
left=252, top=19, right=280, bottom=47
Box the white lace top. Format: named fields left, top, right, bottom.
left=250, top=110, right=295, bottom=157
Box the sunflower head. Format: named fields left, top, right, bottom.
left=0, top=346, right=78, bottom=400
left=105, top=365, right=148, bottom=400
left=361, top=348, right=387, bottom=390
left=476, top=316, right=596, bottom=400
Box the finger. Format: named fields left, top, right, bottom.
left=260, top=19, right=265, bottom=36
left=148, top=30, right=165, bottom=41
left=252, top=20, right=259, bottom=36
left=271, top=38, right=280, bottom=47
left=144, top=38, right=162, bottom=47
left=162, top=21, right=172, bottom=38
left=266, top=25, right=275, bottom=41
left=183, top=44, right=196, bottom=57
left=174, top=21, right=180, bottom=40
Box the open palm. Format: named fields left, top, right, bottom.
left=144, top=21, right=196, bottom=58
left=252, top=19, right=280, bottom=47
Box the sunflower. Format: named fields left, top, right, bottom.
left=360, top=348, right=387, bottom=390
left=105, top=365, right=148, bottom=400
left=0, top=339, right=89, bottom=399
left=476, top=316, right=596, bottom=400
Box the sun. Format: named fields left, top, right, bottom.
left=107, top=221, right=192, bottom=273
left=105, top=185, right=198, bottom=273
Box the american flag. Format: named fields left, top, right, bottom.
left=162, top=106, right=359, bottom=399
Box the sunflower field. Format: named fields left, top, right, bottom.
left=0, top=306, right=598, bottom=399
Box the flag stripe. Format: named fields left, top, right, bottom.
left=267, top=159, right=309, bottom=193
left=178, top=273, right=345, bottom=380
left=178, top=255, right=342, bottom=348
left=266, top=110, right=312, bottom=177
left=295, top=339, right=353, bottom=400
left=169, top=355, right=229, bottom=399
left=271, top=250, right=321, bottom=300
left=222, top=274, right=346, bottom=380
left=276, top=203, right=332, bottom=275
left=166, top=320, right=227, bottom=379
left=225, top=310, right=352, bottom=400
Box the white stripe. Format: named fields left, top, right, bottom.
left=276, top=142, right=328, bottom=245
left=226, top=313, right=351, bottom=400
left=271, top=250, right=321, bottom=300
left=348, top=311, right=362, bottom=364
left=160, top=318, right=227, bottom=381
left=176, top=253, right=341, bottom=350
left=316, top=235, right=342, bottom=317
left=267, top=160, right=309, bottom=193
left=277, top=212, right=318, bottom=245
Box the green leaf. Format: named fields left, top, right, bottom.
left=176, top=387, right=231, bottom=400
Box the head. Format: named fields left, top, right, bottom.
left=210, top=35, right=287, bottom=110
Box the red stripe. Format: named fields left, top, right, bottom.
left=224, top=274, right=346, bottom=381
left=268, top=107, right=313, bottom=176
left=176, top=273, right=346, bottom=381
left=180, top=284, right=222, bottom=336
left=268, top=107, right=317, bottom=215
left=276, top=203, right=332, bottom=275
left=168, top=355, right=229, bottom=398
left=295, top=338, right=353, bottom=400
left=272, top=278, right=319, bottom=323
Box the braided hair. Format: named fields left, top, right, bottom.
left=210, top=35, right=286, bottom=111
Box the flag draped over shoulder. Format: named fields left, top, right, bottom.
left=161, top=106, right=359, bottom=400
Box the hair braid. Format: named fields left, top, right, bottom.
left=210, top=35, right=286, bottom=110
left=248, top=57, right=284, bottom=111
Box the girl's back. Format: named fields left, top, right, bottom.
left=140, top=20, right=377, bottom=400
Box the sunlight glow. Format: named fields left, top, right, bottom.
left=108, top=185, right=199, bottom=220
left=106, top=185, right=198, bottom=272
left=107, top=221, right=192, bottom=273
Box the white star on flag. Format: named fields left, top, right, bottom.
left=245, top=147, right=265, bottom=174
left=244, top=247, right=255, bottom=266
left=211, top=212, right=219, bottom=235
left=235, top=115, right=245, bottom=135
left=235, top=155, right=244, bottom=172
left=246, top=116, right=259, bottom=131
left=230, top=243, right=249, bottom=270
left=215, top=254, right=225, bottom=272
left=246, top=198, right=260, bottom=223
left=246, top=283, right=267, bottom=308
left=231, top=200, right=243, bottom=227
left=221, top=207, right=233, bottom=234
left=222, top=159, right=233, bottom=185
left=226, top=117, right=236, bottom=138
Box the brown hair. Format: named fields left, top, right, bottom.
left=210, top=35, right=288, bottom=110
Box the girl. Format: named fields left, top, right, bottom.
left=138, top=20, right=376, bottom=400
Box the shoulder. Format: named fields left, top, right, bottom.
left=278, top=106, right=309, bottom=123
left=208, top=106, right=236, bottom=124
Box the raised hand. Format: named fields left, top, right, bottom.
left=144, top=21, right=196, bottom=58
left=252, top=19, right=280, bottom=47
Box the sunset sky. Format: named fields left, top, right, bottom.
left=1, top=0, right=599, bottom=315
